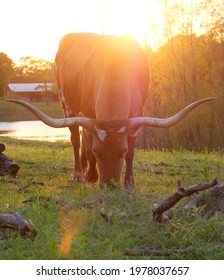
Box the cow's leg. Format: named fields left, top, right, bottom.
left=83, top=130, right=98, bottom=183
left=69, top=126, right=85, bottom=183
left=124, top=136, right=136, bottom=188
left=80, top=135, right=87, bottom=172
left=85, top=152, right=98, bottom=183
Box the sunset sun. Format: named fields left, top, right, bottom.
left=1, top=0, right=164, bottom=63
left=58, top=0, right=164, bottom=49
left=96, top=0, right=163, bottom=47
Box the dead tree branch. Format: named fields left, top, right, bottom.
left=153, top=179, right=218, bottom=222
left=0, top=143, right=5, bottom=153
left=0, top=143, right=20, bottom=176
left=83, top=195, right=108, bottom=208
left=0, top=212, right=37, bottom=239
left=124, top=247, right=193, bottom=256
left=124, top=244, right=224, bottom=256
left=100, top=208, right=113, bottom=225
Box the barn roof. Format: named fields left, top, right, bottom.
left=8, top=83, right=54, bottom=92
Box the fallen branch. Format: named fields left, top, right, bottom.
left=18, top=180, right=45, bottom=193
left=83, top=195, right=108, bottom=208
left=184, top=182, right=224, bottom=217
left=124, top=244, right=224, bottom=256
left=0, top=143, right=20, bottom=176
left=0, top=212, right=37, bottom=239
left=153, top=179, right=218, bottom=222
left=123, top=189, right=146, bottom=202
left=124, top=247, right=193, bottom=256
left=0, top=143, right=5, bottom=153
left=100, top=208, right=113, bottom=225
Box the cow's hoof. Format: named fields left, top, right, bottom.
left=85, top=169, right=98, bottom=183
left=124, top=177, right=135, bottom=189
left=72, top=172, right=85, bottom=183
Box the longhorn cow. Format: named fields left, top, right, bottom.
left=8, top=33, right=214, bottom=188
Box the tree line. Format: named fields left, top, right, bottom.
left=138, top=0, right=224, bottom=150
left=139, top=34, right=224, bottom=151
left=0, top=55, right=55, bottom=97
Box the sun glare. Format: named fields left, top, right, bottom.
left=1, top=0, right=164, bottom=63
left=100, top=0, right=164, bottom=48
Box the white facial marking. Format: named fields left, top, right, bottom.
left=95, top=126, right=107, bottom=142
left=118, top=126, right=126, bottom=133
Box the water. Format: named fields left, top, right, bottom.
left=0, top=121, right=71, bottom=142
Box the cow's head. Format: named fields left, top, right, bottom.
left=7, top=98, right=215, bottom=187
left=85, top=120, right=129, bottom=187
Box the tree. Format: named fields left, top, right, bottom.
left=12, top=56, right=54, bottom=83
left=137, top=0, right=224, bottom=150
left=142, top=34, right=224, bottom=150
left=0, top=53, right=15, bottom=96
left=10, top=56, right=56, bottom=103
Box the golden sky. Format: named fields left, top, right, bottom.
left=1, top=0, right=163, bottom=63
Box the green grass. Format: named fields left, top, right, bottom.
left=0, top=137, right=224, bottom=259
left=0, top=98, right=64, bottom=122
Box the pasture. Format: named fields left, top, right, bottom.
left=0, top=99, right=63, bottom=122
left=0, top=137, right=224, bottom=259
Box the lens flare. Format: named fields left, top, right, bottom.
left=58, top=207, right=88, bottom=257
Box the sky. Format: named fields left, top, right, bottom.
left=0, top=0, right=163, bottom=64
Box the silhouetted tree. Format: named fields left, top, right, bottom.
left=0, top=53, right=15, bottom=96
left=11, top=56, right=54, bottom=83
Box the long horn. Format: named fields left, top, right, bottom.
left=7, top=99, right=93, bottom=129
left=128, top=97, right=215, bottom=131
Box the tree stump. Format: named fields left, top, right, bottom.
left=0, top=143, right=20, bottom=176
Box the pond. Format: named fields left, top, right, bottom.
left=0, top=121, right=71, bottom=142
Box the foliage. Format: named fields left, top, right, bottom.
left=0, top=138, right=224, bottom=259
left=138, top=0, right=224, bottom=150
left=142, top=34, right=224, bottom=150
left=0, top=53, right=15, bottom=96
left=11, top=56, right=54, bottom=83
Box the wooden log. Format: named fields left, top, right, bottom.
left=0, top=143, right=5, bottom=153
left=0, top=153, right=20, bottom=176
left=0, top=212, right=37, bottom=239
left=152, top=179, right=218, bottom=222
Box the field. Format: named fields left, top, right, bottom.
left=0, top=137, right=224, bottom=260
left=0, top=98, right=63, bottom=122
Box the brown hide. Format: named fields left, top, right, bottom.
left=55, top=33, right=150, bottom=119
left=54, top=33, right=150, bottom=187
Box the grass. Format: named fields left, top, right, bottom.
left=0, top=98, right=64, bottom=122
left=0, top=137, right=224, bottom=260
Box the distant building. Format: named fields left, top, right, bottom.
left=4, top=83, right=57, bottom=102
